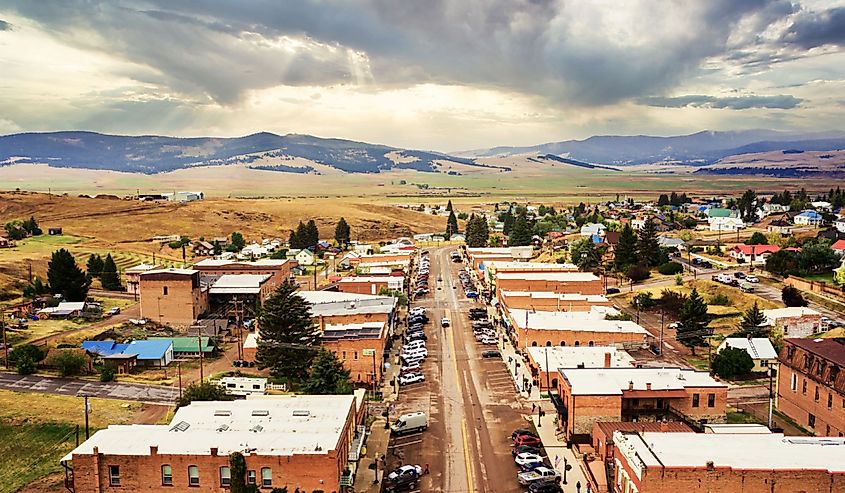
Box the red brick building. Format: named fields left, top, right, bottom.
left=139, top=268, right=209, bottom=327
left=499, top=290, right=612, bottom=312
left=613, top=431, right=845, bottom=493
left=778, top=338, right=845, bottom=437
left=525, top=346, right=635, bottom=392
left=62, top=394, right=367, bottom=493
left=336, top=276, right=403, bottom=295
left=193, top=258, right=295, bottom=291
left=506, top=308, right=648, bottom=349
left=591, top=421, right=692, bottom=461
left=495, top=271, right=604, bottom=296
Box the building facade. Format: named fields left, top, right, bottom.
left=139, top=269, right=209, bottom=327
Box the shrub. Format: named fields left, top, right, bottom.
left=626, top=264, right=651, bottom=282
left=657, top=261, right=683, bottom=275
left=709, top=293, right=731, bottom=306
left=16, top=356, right=36, bottom=375
left=712, top=346, right=755, bottom=379
left=782, top=285, right=807, bottom=307
left=49, top=350, right=88, bottom=377
left=674, top=273, right=684, bottom=286
left=9, top=344, right=45, bottom=366
left=633, top=292, right=657, bottom=309
left=100, top=367, right=115, bottom=382
left=657, top=289, right=688, bottom=316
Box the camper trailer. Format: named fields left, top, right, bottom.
left=217, top=376, right=267, bottom=396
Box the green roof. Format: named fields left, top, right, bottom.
left=150, top=337, right=215, bottom=353
left=708, top=208, right=733, bottom=218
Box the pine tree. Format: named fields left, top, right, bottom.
left=302, top=348, right=353, bottom=394
left=677, top=288, right=711, bottom=355
left=334, top=217, right=351, bottom=247
left=501, top=210, right=515, bottom=235
left=738, top=301, right=767, bottom=337
left=446, top=200, right=453, bottom=212
left=637, top=217, right=663, bottom=267
left=23, top=216, right=42, bottom=235
left=508, top=212, right=532, bottom=246
left=86, top=254, right=104, bottom=278
left=256, top=282, right=320, bottom=386
left=305, top=219, right=319, bottom=247
left=614, top=224, right=638, bottom=271
left=100, top=253, right=122, bottom=290
left=570, top=238, right=601, bottom=271
left=290, top=221, right=308, bottom=249
left=657, top=194, right=669, bottom=206
left=47, top=248, right=90, bottom=302
left=445, top=210, right=459, bottom=238
left=230, top=232, right=246, bottom=250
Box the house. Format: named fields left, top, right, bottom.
left=192, top=240, right=215, bottom=257
left=716, top=337, right=778, bottom=373
left=124, top=339, right=174, bottom=367
left=836, top=218, right=845, bottom=234
left=81, top=340, right=131, bottom=357
left=657, top=236, right=685, bottom=250
left=613, top=431, right=845, bottom=493
left=240, top=243, right=269, bottom=259
left=708, top=216, right=745, bottom=232
left=162, top=191, right=204, bottom=202
left=61, top=393, right=367, bottom=493
left=794, top=210, right=824, bottom=227
left=778, top=337, right=845, bottom=437
left=379, top=237, right=416, bottom=254
left=763, top=307, right=823, bottom=337
left=294, top=248, right=316, bottom=266
left=729, top=244, right=780, bottom=264
left=124, top=263, right=160, bottom=295
left=631, top=218, right=646, bottom=230
left=0, top=236, right=14, bottom=248
left=811, top=201, right=832, bottom=211
left=37, top=302, right=86, bottom=319
left=832, top=239, right=845, bottom=257
left=580, top=223, right=606, bottom=237
left=150, top=337, right=216, bottom=358
left=47, top=227, right=62, bottom=235
left=449, top=233, right=466, bottom=242
left=767, top=214, right=793, bottom=236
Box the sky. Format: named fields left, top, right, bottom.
left=1, top=0, right=845, bottom=151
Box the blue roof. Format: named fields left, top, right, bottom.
left=124, top=340, right=172, bottom=360
left=799, top=210, right=822, bottom=219
left=591, top=234, right=603, bottom=244
left=81, top=341, right=130, bottom=357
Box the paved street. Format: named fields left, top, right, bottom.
left=0, top=372, right=179, bottom=404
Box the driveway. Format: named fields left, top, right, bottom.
left=0, top=372, right=179, bottom=404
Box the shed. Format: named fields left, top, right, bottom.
left=150, top=336, right=216, bottom=357
left=124, top=339, right=174, bottom=367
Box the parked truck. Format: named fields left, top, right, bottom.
left=390, top=412, right=428, bottom=435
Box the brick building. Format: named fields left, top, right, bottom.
left=592, top=421, right=692, bottom=461
left=525, top=345, right=635, bottom=392
left=466, top=246, right=534, bottom=271
left=495, top=271, right=603, bottom=296
left=613, top=432, right=845, bottom=493
left=506, top=308, right=648, bottom=349
left=139, top=269, right=209, bottom=327
left=763, top=307, right=822, bottom=338
left=778, top=338, right=845, bottom=437
left=193, top=258, right=295, bottom=292
left=124, top=263, right=159, bottom=296
left=556, top=367, right=727, bottom=442
left=337, top=276, right=403, bottom=295
left=499, top=290, right=612, bottom=312
left=62, top=393, right=367, bottom=493
left=480, top=260, right=578, bottom=288
left=322, top=321, right=388, bottom=384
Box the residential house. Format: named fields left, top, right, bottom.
left=763, top=307, right=823, bottom=338
left=657, top=236, right=685, bottom=250
left=778, top=337, right=845, bottom=437
left=767, top=214, right=793, bottom=236
left=836, top=218, right=845, bottom=234
left=832, top=239, right=845, bottom=257
left=192, top=240, right=215, bottom=257
left=716, top=337, right=778, bottom=373
left=124, top=340, right=174, bottom=367
left=708, top=216, right=745, bottom=232
left=794, top=210, right=824, bottom=227
left=287, top=248, right=315, bottom=266
left=36, top=301, right=87, bottom=319
left=150, top=337, right=216, bottom=358
left=729, top=244, right=780, bottom=265
left=240, top=243, right=269, bottom=259
left=580, top=223, right=607, bottom=237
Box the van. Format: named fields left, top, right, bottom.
left=391, top=412, right=428, bottom=435
left=402, top=347, right=428, bottom=359
left=403, top=340, right=426, bottom=351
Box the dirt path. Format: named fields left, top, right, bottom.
left=29, top=304, right=140, bottom=345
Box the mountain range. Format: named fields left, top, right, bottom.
left=1, top=129, right=844, bottom=174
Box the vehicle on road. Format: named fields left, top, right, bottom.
left=441, top=317, right=450, bottom=327
left=511, top=429, right=539, bottom=440
left=391, top=412, right=428, bottom=435
left=385, top=465, right=422, bottom=492
left=734, top=271, right=746, bottom=279
left=403, top=340, right=426, bottom=350
left=514, top=434, right=543, bottom=447
left=527, top=481, right=564, bottom=493
left=466, top=291, right=479, bottom=298
left=740, top=282, right=754, bottom=293
left=482, top=350, right=501, bottom=358
left=606, top=287, right=620, bottom=295
left=400, top=362, right=421, bottom=373
left=480, top=336, right=497, bottom=345
left=106, top=307, right=121, bottom=316
left=398, top=373, right=425, bottom=386
left=515, top=452, right=544, bottom=466
left=517, top=466, right=561, bottom=485
left=518, top=461, right=548, bottom=472
left=401, top=348, right=428, bottom=359
left=512, top=444, right=541, bottom=457
left=745, top=274, right=759, bottom=283
left=668, top=322, right=682, bottom=330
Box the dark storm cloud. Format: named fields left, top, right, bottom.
left=0, top=19, right=11, bottom=30
left=640, top=94, right=803, bottom=110
left=0, top=0, right=816, bottom=105
left=782, top=6, right=845, bottom=48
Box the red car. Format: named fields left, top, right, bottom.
left=513, top=434, right=542, bottom=447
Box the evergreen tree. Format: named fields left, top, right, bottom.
left=256, top=282, right=320, bottom=385
left=446, top=200, right=453, bottom=212
left=465, top=214, right=489, bottom=248
left=570, top=238, right=601, bottom=271
left=614, top=224, right=638, bottom=271
left=738, top=301, right=767, bottom=337
left=657, top=194, right=669, bottom=206
left=229, top=452, right=248, bottom=493
left=781, top=285, right=807, bottom=307
left=230, top=232, right=246, bottom=250
left=290, top=221, right=308, bottom=250
left=745, top=232, right=768, bottom=245
left=100, top=253, right=122, bottom=290
left=501, top=210, right=515, bottom=235
left=305, top=219, right=319, bottom=247
left=23, top=216, right=42, bottom=235
left=677, top=288, right=711, bottom=355
left=302, top=348, right=353, bottom=394
left=737, top=189, right=758, bottom=223
left=47, top=248, right=90, bottom=302
left=445, top=210, right=459, bottom=238
left=508, top=212, right=532, bottom=246
left=86, top=254, right=104, bottom=278
left=637, top=218, right=664, bottom=267
left=334, top=217, right=351, bottom=247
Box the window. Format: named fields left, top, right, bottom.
left=188, top=466, right=200, bottom=486
left=707, top=393, right=715, bottom=408
left=220, top=467, right=231, bottom=487
left=342, top=351, right=346, bottom=360
left=791, top=373, right=797, bottom=392
left=574, top=341, right=581, bottom=347
left=531, top=341, right=538, bottom=347
left=802, top=380, right=807, bottom=395
left=163, top=286, right=169, bottom=296
left=108, top=465, right=120, bottom=486
left=815, top=386, right=820, bottom=401
left=560, top=341, right=566, bottom=346
left=261, top=468, right=272, bottom=487
left=808, top=413, right=816, bottom=428
left=588, top=341, right=594, bottom=347
left=354, top=351, right=358, bottom=360
left=761, top=359, right=769, bottom=367
left=692, top=393, right=700, bottom=408
left=829, top=393, right=833, bottom=409
left=826, top=425, right=831, bottom=435
left=546, top=341, right=552, bottom=347
left=247, top=470, right=256, bottom=485
left=161, top=465, right=173, bottom=486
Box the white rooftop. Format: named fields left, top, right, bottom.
left=482, top=261, right=579, bottom=271
left=125, top=263, right=159, bottom=273
left=616, top=432, right=845, bottom=473
left=141, top=267, right=198, bottom=276
left=526, top=346, right=635, bottom=372
left=195, top=258, right=289, bottom=267
left=717, top=337, right=778, bottom=360
left=510, top=309, right=638, bottom=332
left=298, top=291, right=396, bottom=316
left=208, top=274, right=271, bottom=294
left=703, top=423, right=772, bottom=434
left=560, top=367, right=726, bottom=395
left=63, top=394, right=357, bottom=460
left=501, top=291, right=609, bottom=303
left=496, top=272, right=600, bottom=282
left=337, top=276, right=396, bottom=283
left=763, top=307, right=821, bottom=320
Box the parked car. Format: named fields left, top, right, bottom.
left=106, top=307, right=121, bottom=316
left=480, top=336, right=497, bottom=345
left=518, top=461, right=547, bottom=472
left=398, top=373, right=425, bottom=385
left=734, top=271, right=746, bottom=279
left=514, top=434, right=543, bottom=447
left=606, top=287, right=620, bottom=295
left=390, top=413, right=428, bottom=435
left=517, top=466, right=561, bottom=485
left=385, top=465, right=423, bottom=492
left=511, top=429, right=539, bottom=440
left=400, top=362, right=421, bottom=373
left=745, top=274, right=759, bottom=283
left=515, top=452, right=544, bottom=466
left=527, top=481, right=564, bottom=493
left=481, top=350, right=501, bottom=358
left=441, top=317, right=450, bottom=327
left=512, top=445, right=541, bottom=457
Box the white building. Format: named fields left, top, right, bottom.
left=794, top=210, right=824, bottom=227
left=763, top=307, right=823, bottom=337
left=716, top=337, right=778, bottom=373
left=708, top=216, right=745, bottom=232
left=217, top=376, right=267, bottom=396
left=835, top=218, right=845, bottom=234
left=580, top=223, right=607, bottom=237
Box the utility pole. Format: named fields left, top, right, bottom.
left=178, top=362, right=183, bottom=399
left=198, top=333, right=204, bottom=382
left=768, top=367, right=775, bottom=429
left=659, top=309, right=664, bottom=357
left=83, top=395, right=90, bottom=439
left=1, top=311, right=8, bottom=369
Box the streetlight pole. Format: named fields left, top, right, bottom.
left=659, top=309, right=664, bottom=357
left=83, top=395, right=90, bottom=439
left=768, top=367, right=775, bottom=429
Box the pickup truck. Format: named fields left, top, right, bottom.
left=517, top=466, right=561, bottom=485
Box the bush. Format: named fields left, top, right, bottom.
left=626, top=264, right=651, bottom=282
left=633, top=292, right=657, bottom=309
left=674, top=273, right=684, bottom=286
left=712, top=346, right=755, bottom=379
left=100, top=367, right=115, bottom=382
left=709, top=293, right=731, bottom=306
left=9, top=344, right=45, bottom=366
left=49, top=350, right=88, bottom=377
left=782, top=285, right=807, bottom=307
left=657, top=289, right=688, bottom=316
left=16, top=356, right=36, bottom=375
left=177, top=380, right=234, bottom=408
left=657, top=261, right=683, bottom=275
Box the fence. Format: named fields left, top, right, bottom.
left=785, top=276, right=845, bottom=303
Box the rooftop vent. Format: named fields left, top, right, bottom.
left=252, top=410, right=270, bottom=417
left=293, top=410, right=311, bottom=417
left=214, top=410, right=232, bottom=417
left=170, top=421, right=190, bottom=432
left=216, top=424, right=229, bottom=432
left=250, top=425, right=264, bottom=433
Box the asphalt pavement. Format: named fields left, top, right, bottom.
left=0, top=372, right=179, bottom=404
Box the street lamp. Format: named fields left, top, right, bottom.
left=768, top=367, right=777, bottom=429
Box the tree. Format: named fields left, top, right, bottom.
left=47, top=248, right=90, bottom=302
left=465, top=214, right=489, bottom=248
left=765, top=250, right=798, bottom=276
left=508, top=212, right=532, bottom=246
left=711, top=346, right=755, bottom=379
left=4, top=220, right=26, bottom=240
left=637, top=218, right=664, bottom=267
left=677, top=288, right=711, bottom=355
left=796, top=239, right=839, bottom=274
left=445, top=210, right=459, bottom=238
left=22, top=216, right=42, bottom=236
left=9, top=345, right=44, bottom=370
left=781, top=285, right=807, bottom=307
left=229, top=452, right=248, bottom=493
left=302, top=348, right=353, bottom=394
left=86, top=254, right=104, bottom=278
left=835, top=262, right=845, bottom=287
left=570, top=238, right=602, bottom=271
left=737, top=189, right=758, bottom=223
left=745, top=232, right=768, bottom=245
left=176, top=380, right=234, bottom=408
left=625, top=263, right=651, bottom=282
left=100, top=253, right=122, bottom=290
left=256, top=282, right=320, bottom=385
left=289, top=221, right=308, bottom=250
left=738, top=301, right=767, bottom=337
left=378, top=286, right=408, bottom=306
left=230, top=232, right=246, bottom=250
left=657, top=261, right=683, bottom=275
left=501, top=210, right=515, bottom=235
left=334, top=217, right=351, bottom=247
left=446, top=200, right=453, bottom=212
left=657, top=194, right=669, bottom=206
left=49, top=350, right=88, bottom=377
left=305, top=219, right=319, bottom=247
left=614, top=224, right=638, bottom=271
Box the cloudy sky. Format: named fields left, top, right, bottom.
left=1, top=0, right=845, bottom=151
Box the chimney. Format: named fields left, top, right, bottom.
left=210, top=447, right=218, bottom=456
left=628, top=380, right=634, bottom=390
left=604, top=352, right=612, bottom=368
left=660, top=422, right=669, bottom=432
left=747, top=333, right=752, bottom=341
left=92, top=446, right=99, bottom=456
left=706, top=461, right=715, bottom=471
left=150, top=446, right=158, bottom=456
left=646, top=382, right=652, bottom=391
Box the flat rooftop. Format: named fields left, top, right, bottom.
left=501, top=291, right=610, bottom=303
left=208, top=274, right=271, bottom=294
left=616, top=432, right=845, bottom=473
left=337, top=276, right=397, bottom=283
left=194, top=258, right=290, bottom=268
left=763, top=307, right=821, bottom=319
left=299, top=291, right=396, bottom=316
left=510, top=309, right=635, bottom=332
left=482, top=261, right=579, bottom=271
left=560, top=367, right=726, bottom=395
left=496, top=272, right=600, bottom=282
left=323, top=321, right=385, bottom=341
left=63, top=394, right=357, bottom=460
left=526, top=346, right=635, bottom=372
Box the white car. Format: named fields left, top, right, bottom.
left=515, top=453, right=544, bottom=466
left=745, top=275, right=759, bottom=283
left=410, top=307, right=426, bottom=316
left=402, top=348, right=428, bottom=359
left=441, top=317, right=450, bottom=327
left=481, top=336, right=497, bottom=345
left=399, top=373, right=425, bottom=385
left=401, top=362, right=422, bottom=373
left=403, top=342, right=426, bottom=352
left=387, top=465, right=423, bottom=481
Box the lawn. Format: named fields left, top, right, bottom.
left=802, top=272, right=836, bottom=285
left=6, top=318, right=90, bottom=346
left=727, top=408, right=765, bottom=425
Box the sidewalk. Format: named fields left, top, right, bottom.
left=353, top=416, right=390, bottom=493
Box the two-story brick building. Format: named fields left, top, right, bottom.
left=525, top=345, right=635, bottom=392
left=495, top=271, right=604, bottom=296
left=763, top=307, right=823, bottom=338
left=139, top=268, right=209, bottom=327
left=499, top=290, right=612, bottom=312
left=778, top=337, right=845, bottom=437
left=506, top=308, right=649, bottom=349
left=193, top=258, right=295, bottom=291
